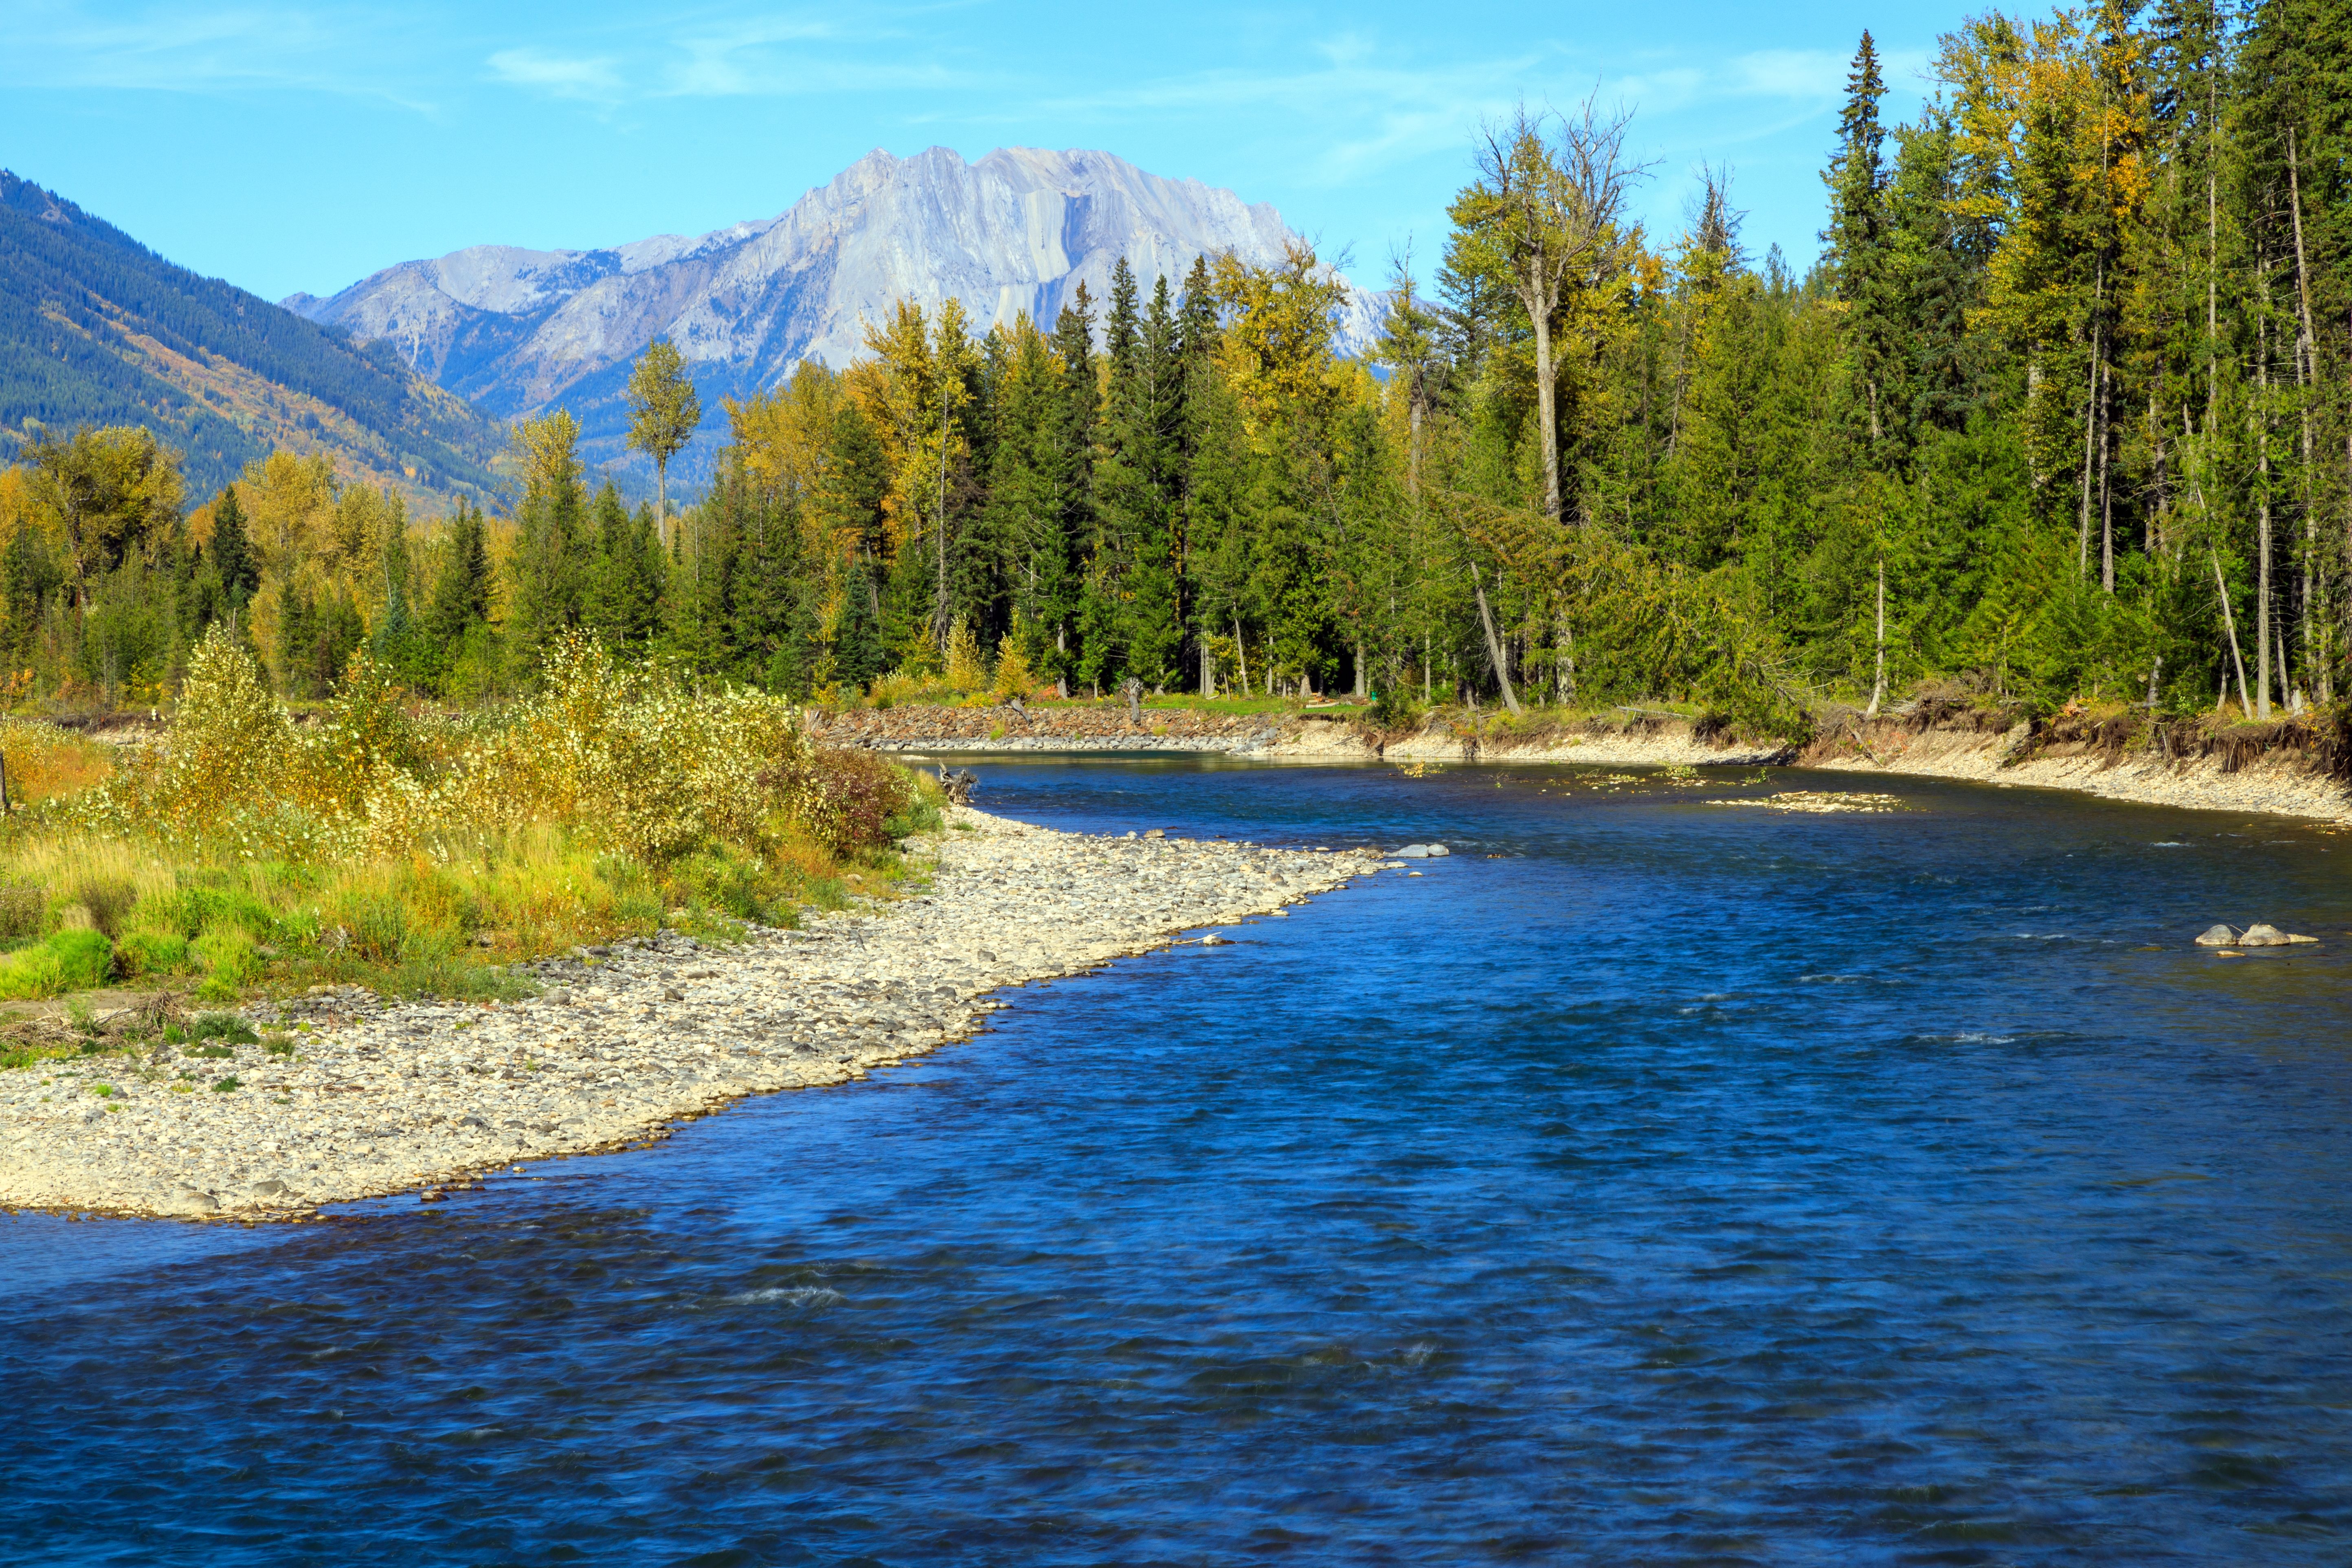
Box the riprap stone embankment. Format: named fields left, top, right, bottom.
left=0, top=808, right=1375, bottom=1221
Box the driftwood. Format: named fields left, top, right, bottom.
left=1, top=988, right=187, bottom=1051
left=936, top=766, right=978, bottom=805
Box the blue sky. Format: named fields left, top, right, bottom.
left=2, top=0, right=1964, bottom=305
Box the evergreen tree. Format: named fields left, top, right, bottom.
left=504, top=415, right=591, bottom=680
left=207, top=483, right=261, bottom=608
left=585, top=482, right=666, bottom=652
left=1825, top=31, right=1896, bottom=449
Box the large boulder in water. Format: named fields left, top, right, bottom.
left=1389, top=844, right=1431, bottom=858
left=2194, top=924, right=2238, bottom=946
left=2239, top=923, right=2289, bottom=947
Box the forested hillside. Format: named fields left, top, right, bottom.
left=0, top=171, right=506, bottom=502
left=2, top=0, right=2345, bottom=735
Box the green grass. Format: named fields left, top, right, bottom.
left=0, top=929, right=117, bottom=1000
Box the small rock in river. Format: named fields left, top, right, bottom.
left=1389, top=845, right=1431, bottom=858
left=2239, top=923, right=2288, bottom=947
left=2194, top=924, right=2238, bottom=946
left=1425, top=844, right=1451, bottom=857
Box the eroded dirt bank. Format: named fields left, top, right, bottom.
left=828, top=701, right=2352, bottom=821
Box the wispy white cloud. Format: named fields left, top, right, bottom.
left=0, top=0, right=431, bottom=105
left=487, top=47, right=625, bottom=102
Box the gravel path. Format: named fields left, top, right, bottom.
left=0, top=808, right=1381, bottom=1221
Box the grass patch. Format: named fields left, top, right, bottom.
left=0, top=929, right=116, bottom=1000
left=0, top=630, right=942, bottom=1015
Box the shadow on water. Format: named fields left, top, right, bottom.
left=6, top=758, right=2352, bottom=1564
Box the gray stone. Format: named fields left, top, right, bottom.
left=2194, top=924, right=2237, bottom=946
left=2240, top=923, right=2288, bottom=947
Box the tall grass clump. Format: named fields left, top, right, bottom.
left=0, top=625, right=935, bottom=1004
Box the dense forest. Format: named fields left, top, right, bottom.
left=0, top=0, right=2345, bottom=738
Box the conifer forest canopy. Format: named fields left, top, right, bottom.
left=2, top=0, right=2344, bottom=738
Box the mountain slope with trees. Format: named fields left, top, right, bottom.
left=0, top=170, right=507, bottom=503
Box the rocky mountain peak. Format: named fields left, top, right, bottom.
left=285, top=147, right=1378, bottom=477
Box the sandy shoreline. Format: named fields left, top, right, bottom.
left=0, top=808, right=1387, bottom=1222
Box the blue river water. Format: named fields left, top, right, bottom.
left=5, top=758, right=2352, bottom=1566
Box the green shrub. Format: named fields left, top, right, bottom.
left=189, top=1013, right=260, bottom=1043
left=0, top=929, right=116, bottom=1000
left=136, top=885, right=278, bottom=942
left=115, top=931, right=192, bottom=978
left=331, top=889, right=409, bottom=963
left=192, top=928, right=260, bottom=986
left=1370, top=687, right=1422, bottom=730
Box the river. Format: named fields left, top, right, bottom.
left=5, top=759, right=2350, bottom=1564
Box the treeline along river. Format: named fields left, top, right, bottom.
left=5, top=760, right=2351, bottom=1564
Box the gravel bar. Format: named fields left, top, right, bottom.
left=0, top=808, right=1383, bottom=1221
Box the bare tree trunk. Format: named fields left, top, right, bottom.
left=2207, top=71, right=2220, bottom=435
left=935, top=427, right=951, bottom=655
left=2279, top=620, right=2296, bottom=712
left=2288, top=129, right=2329, bottom=701
left=1469, top=563, right=1522, bottom=716
left=1407, top=389, right=1425, bottom=499
left=656, top=457, right=669, bottom=552
left=2078, top=255, right=2105, bottom=579
left=1865, top=554, right=1887, bottom=718
left=1234, top=617, right=1247, bottom=697
left=2211, top=549, right=2253, bottom=718
left=1532, top=309, right=1560, bottom=520
left=1354, top=641, right=1368, bottom=699
left=2258, top=308, right=2274, bottom=720
left=2099, top=359, right=2115, bottom=592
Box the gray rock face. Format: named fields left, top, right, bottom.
left=286, top=147, right=1381, bottom=477
left=2194, top=924, right=2238, bottom=946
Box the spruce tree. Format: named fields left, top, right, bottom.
left=1825, top=31, right=1895, bottom=448
left=208, top=484, right=260, bottom=608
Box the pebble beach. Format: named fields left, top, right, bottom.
left=0, top=808, right=1378, bottom=1221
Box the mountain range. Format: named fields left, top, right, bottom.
left=0, top=170, right=506, bottom=504
left=286, top=147, right=1381, bottom=484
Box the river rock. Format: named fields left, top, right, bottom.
left=2194, top=924, right=2238, bottom=946
left=1390, top=845, right=1432, bottom=858
left=1425, top=844, right=1451, bottom=857
left=2240, top=923, right=2288, bottom=947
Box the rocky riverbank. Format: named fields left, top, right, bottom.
left=0, top=809, right=1384, bottom=1221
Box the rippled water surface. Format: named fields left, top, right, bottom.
left=8, top=760, right=2352, bottom=1565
